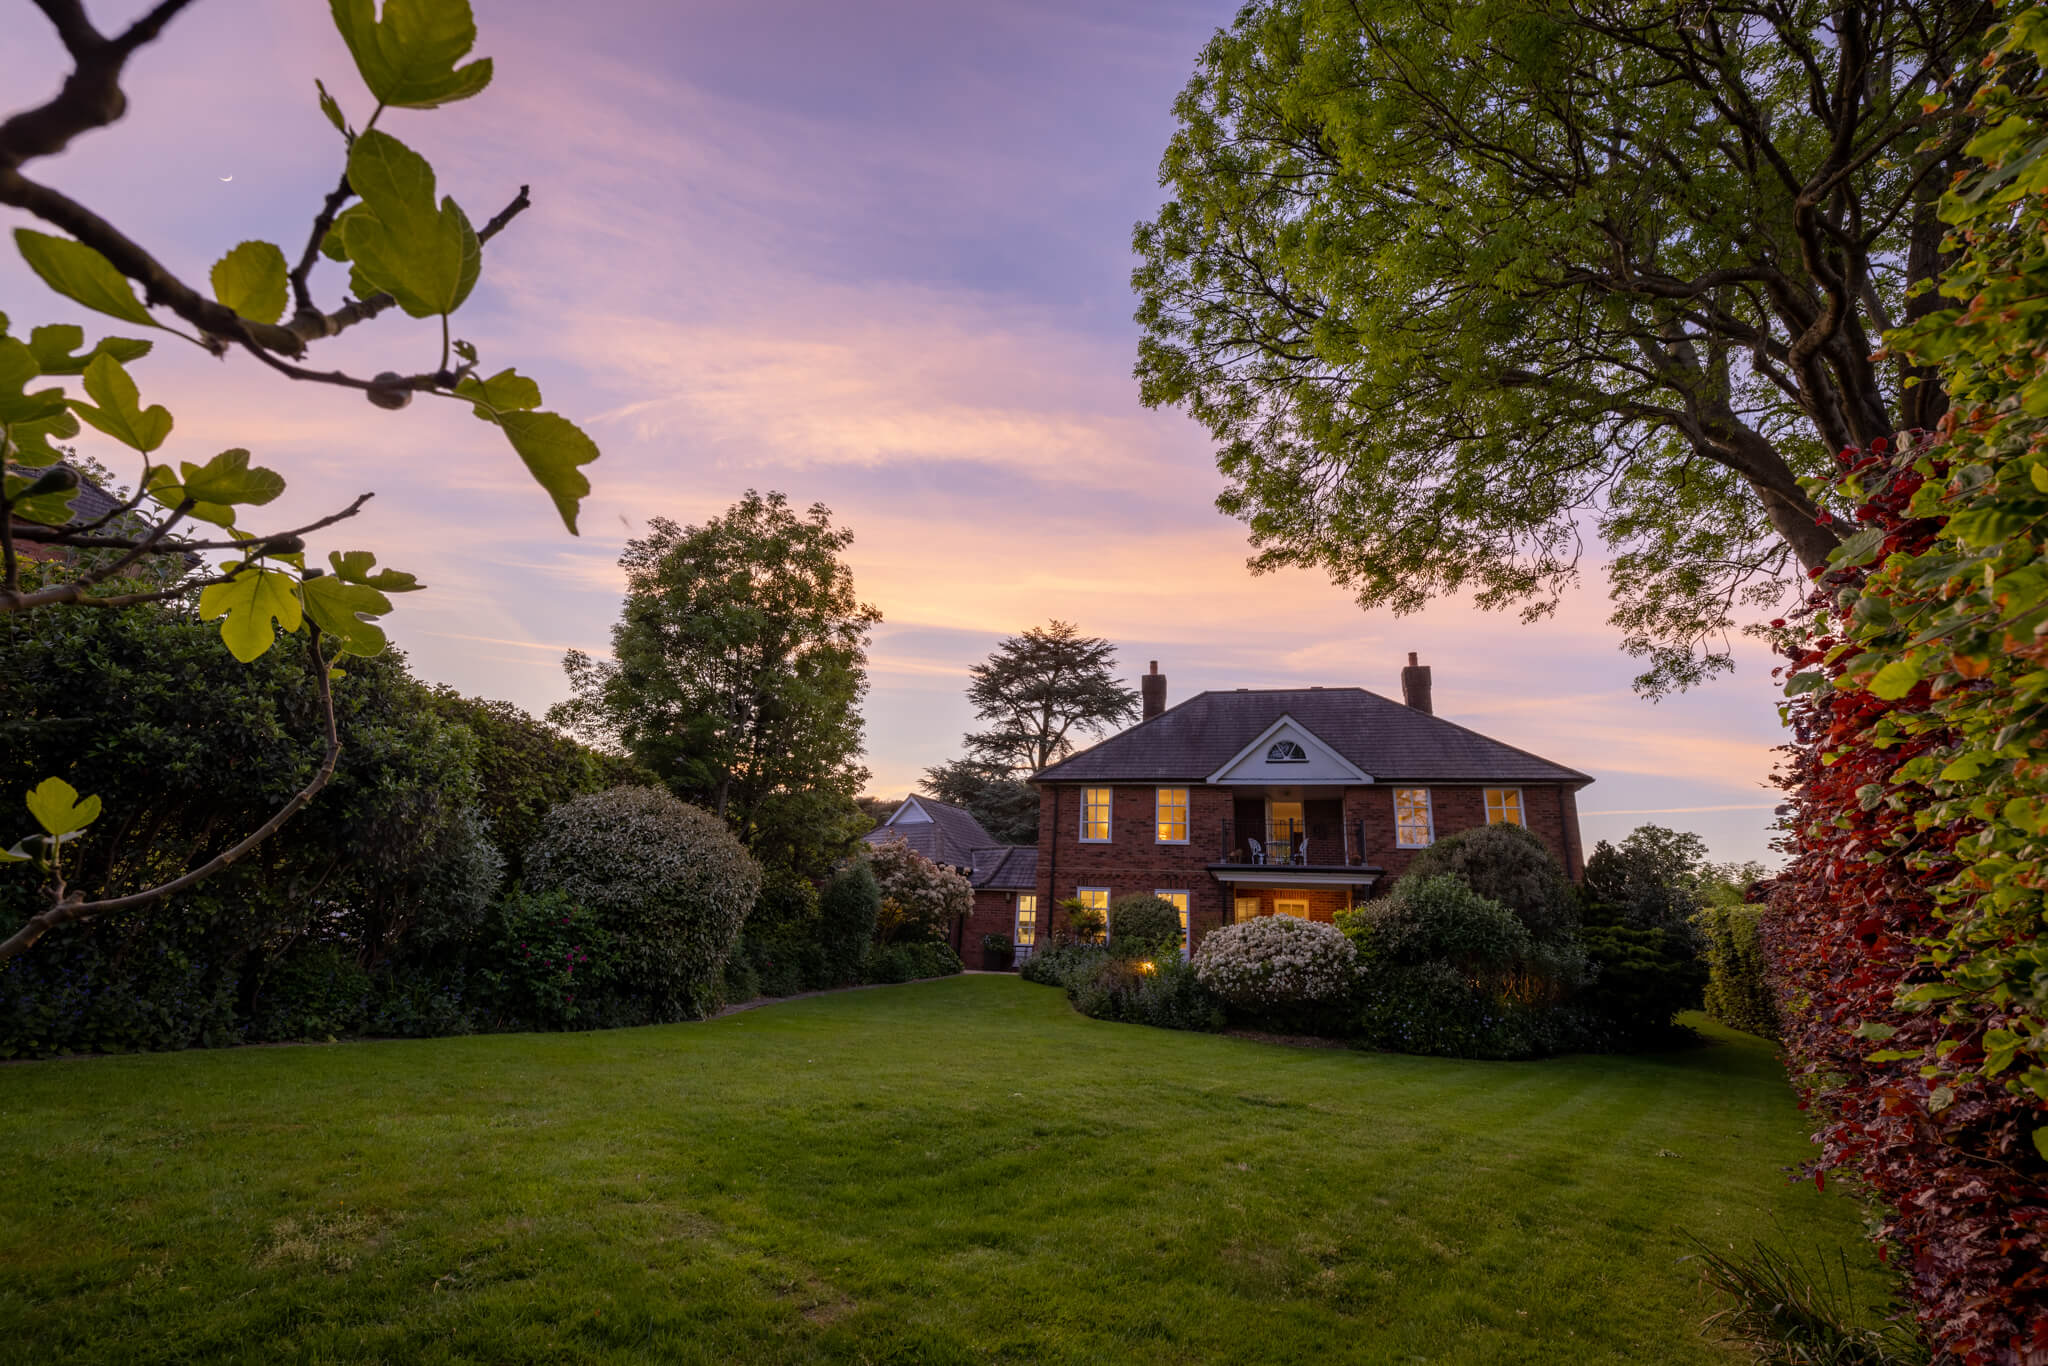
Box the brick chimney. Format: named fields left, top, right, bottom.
left=1400, top=651, right=1433, bottom=714
left=1141, top=660, right=1166, bottom=719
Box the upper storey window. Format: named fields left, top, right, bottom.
left=1080, top=787, right=1112, bottom=842
left=1395, top=788, right=1434, bottom=848
left=1155, top=787, right=1189, bottom=843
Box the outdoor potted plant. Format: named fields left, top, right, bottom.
left=981, top=933, right=1015, bottom=972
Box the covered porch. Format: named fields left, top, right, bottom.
left=1213, top=786, right=1373, bottom=870
left=1206, top=867, right=1383, bottom=928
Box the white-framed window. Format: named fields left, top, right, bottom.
left=1080, top=787, right=1112, bottom=842
left=1275, top=898, right=1310, bottom=919
left=1155, top=889, right=1190, bottom=955
left=1015, top=893, right=1038, bottom=947
left=1267, top=798, right=1304, bottom=847
left=1155, top=787, right=1189, bottom=843
left=1395, top=788, right=1434, bottom=848
left=1485, top=788, right=1525, bottom=827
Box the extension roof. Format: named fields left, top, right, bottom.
left=1030, top=688, right=1591, bottom=787
left=969, top=845, right=1038, bottom=892
left=860, top=795, right=1005, bottom=870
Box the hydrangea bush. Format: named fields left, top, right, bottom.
left=1193, top=917, right=1358, bottom=1018
left=527, top=786, right=760, bottom=1021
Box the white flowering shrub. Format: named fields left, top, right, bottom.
left=1193, top=917, right=1359, bottom=1012
left=528, top=786, right=761, bottom=1021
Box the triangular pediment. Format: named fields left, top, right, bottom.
left=889, top=798, right=933, bottom=824
left=1206, top=714, right=1371, bottom=785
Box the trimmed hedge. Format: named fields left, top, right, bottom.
left=1699, top=905, right=1778, bottom=1041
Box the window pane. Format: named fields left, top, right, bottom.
left=1267, top=799, right=1304, bottom=846
left=1395, top=788, right=1432, bottom=847
left=1082, top=787, right=1112, bottom=840
left=1156, top=787, right=1188, bottom=842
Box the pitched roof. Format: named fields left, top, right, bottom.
left=970, top=845, right=1038, bottom=891
left=859, top=795, right=1005, bottom=869
left=1031, top=688, right=1590, bottom=787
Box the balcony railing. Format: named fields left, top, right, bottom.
left=1216, top=818, right=1369, bottom=867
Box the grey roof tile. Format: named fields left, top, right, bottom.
left=1031, top=688, right=1589, bottom=786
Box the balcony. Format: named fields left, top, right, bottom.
left=1214, top=817, right=1372, bottom=869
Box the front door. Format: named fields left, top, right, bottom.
left=1234, top=895, right=1261, bottom=923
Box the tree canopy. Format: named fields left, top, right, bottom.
left=919, top=758, right=1040, bottom=845
left=962, top=621, right=1139, bottom=774
left=1134, top=0, right=1987, bottom=692
left=550, top=491, right=879, bottom=876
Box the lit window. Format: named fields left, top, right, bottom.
left=1156, top=890, right=1190, bottom=953
left=1395, top=789, right=1433, bottom=847
left=1234, top=896, right=1260, bottom=923
left=1155, top=787, right=1189, bottom=843
left=1080, top=787, right=1112, bottom=842
left=1267, top=799, right=1304, bottom=848
left=1275, top=899, right=1309, bottom=919
left=1015, top=894, right=1038, bottom=947
left=1485, top=788, right=1524, bottom=827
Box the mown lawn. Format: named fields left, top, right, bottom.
left=0, top=974, right=1880, bottom=1364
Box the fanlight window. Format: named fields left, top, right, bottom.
left=1266, top=740, right=1308, bottom=763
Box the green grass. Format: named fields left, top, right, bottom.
left=0, top=975, right=1882, bottom=1364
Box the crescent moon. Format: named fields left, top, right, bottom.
left=218, top=175, right=233, bottom=182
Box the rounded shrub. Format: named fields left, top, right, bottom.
left=1193, top=916, right=1358, bottom=1022
left=527, top=786, right=761, bottom=1021
left=1108, top=894, right=1184, bottom=958
left=1342, top=875, right=1530, bottom=972
left=1399, top=823, right=1578, bottom=942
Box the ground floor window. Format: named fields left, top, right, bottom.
left=1015, top=894, right=1037, bottom=947
left=1274, top=898, right=1309, bottom=919
left=1155, top=889, right=1190, bottom=955
left=1233, top=895, right=1260, bottom=923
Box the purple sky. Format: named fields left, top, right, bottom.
left=3, top=1, right=1788, bottom=864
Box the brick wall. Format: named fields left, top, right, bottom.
left=1035, top=780, right=1587, bottom=948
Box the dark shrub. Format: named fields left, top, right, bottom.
left=867, top=940, right=962, bottom=984
left=1578, top=924, right=1707, bottom=1040
left=475, top=889, right=620, bottom=1031
left=527, top=787, right=761, bottom=1022
left=1107, top=894, right=1184, bottom=958
left=1020, top=942, right=1109, bottom=989
left=1072, top=955, right=1224, bottom=1032
left=1344, top=876, right=1531, bottom=972
left=1700, top=904, right=1779, bottom=1040
left=248, top=943, right=373, bottom=1041
left=817, top=862, right=881, bottom=986
left=1400, top=823, right=1578, bottom=941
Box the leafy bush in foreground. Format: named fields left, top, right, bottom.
left=865, top=940, right=962, bottom=984
left=527, top=786, right=761, bottom=1022
left=1193, top=917, right=1357, bottom=1031
left=1107, top=894, right=1185, bottom=958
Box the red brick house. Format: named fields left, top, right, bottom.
left=860, top=796, right=1041, bottom=959
left=1028, top=657, right=1591, bottom=955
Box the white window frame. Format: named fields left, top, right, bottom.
left=1154, top=787, right=1190, bottom=844
left=1079, top=787, right=1113, bottom=843
left=1014, top=893, right=1038, bottom=948
left=1155, top=889, right=1191, bottom=956
left=1484, top=787, right=1526, bottom=827
left=1394, top=788, right=1434, bottom=848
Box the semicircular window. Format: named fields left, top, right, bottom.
left=1266, top=740, right=1308, bottom=763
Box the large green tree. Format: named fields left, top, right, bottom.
left=962, top=621, right=1140, bottom=774
left=919, top=757, right=1040, bottom=845
left=1134, top=0, right=1987, bottom=692
left=550, top=491, right=879, bottom=875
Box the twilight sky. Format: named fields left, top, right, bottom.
left=3, top=0, right=1790, bottom=864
